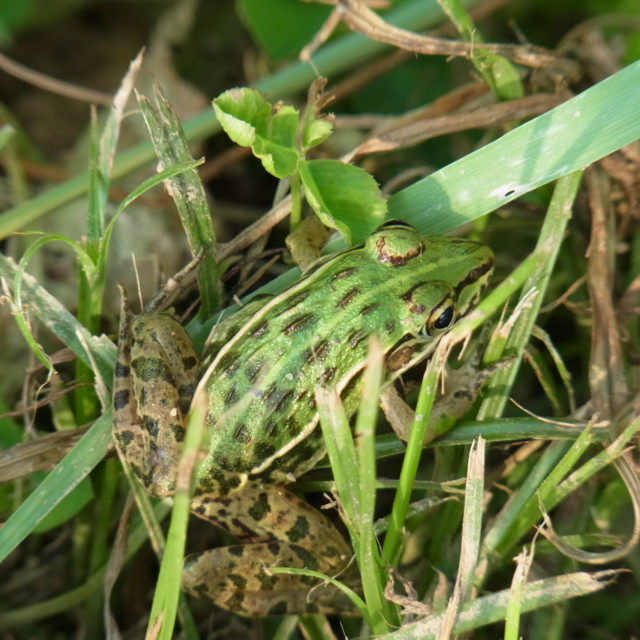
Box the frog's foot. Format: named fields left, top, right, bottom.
left=185, top=485, right=354, bottom=615
left=182, top=541, right=357, bottom=616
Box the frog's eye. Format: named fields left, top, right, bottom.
left=425, top=297, right=456, bottom=335
left=378, top=219, right=413, bottom=230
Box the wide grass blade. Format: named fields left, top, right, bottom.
left=388, top=61, right=640, bottom=233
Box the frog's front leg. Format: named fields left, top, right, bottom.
left=182, top=484, right=354, bottom=616
left=113, top=301, right=198, bottom=497
left=380, top=355, right=502, bottom=443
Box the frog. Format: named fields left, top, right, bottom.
left=112, top=220, right=494, bottom=616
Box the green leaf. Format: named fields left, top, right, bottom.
left=213, top=88, right=300, bottom=178
left=139, top=86, right=221, bottom=318
left=299, top=159, right=387, bottom=244
left=252, top=105, right=299, bottom=177
left=388, top=59, right=640, bottom=234
left=212, top=87, right=270, bottom=146
left=302, top=116, right=333, bottom=151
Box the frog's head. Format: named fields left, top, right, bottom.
left=399, top=235, right=494, bottom=339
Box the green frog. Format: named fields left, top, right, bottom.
left=113, top=221, right=494, bottom=616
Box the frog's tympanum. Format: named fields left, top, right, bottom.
left=113, top=221, right=494, bottom=616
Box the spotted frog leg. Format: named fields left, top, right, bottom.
left=113, top=296, right=353, bottom=616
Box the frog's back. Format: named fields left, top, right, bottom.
left=195, top=228, right=493, bottom=491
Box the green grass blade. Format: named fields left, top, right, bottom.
left=0, top=412, right=112, bottom=564
left=147, top=401, right=207, bottom=639
left=388, top=61, right=640, bottom=233
left=354, top=341, right=398, bottom=629
left=478, top=171, right=583, bottom=419
left=138, top=86, right=221, bottom=317
left=0, top=252, right=115, bottom=378
left=382, top=346, right=440, bottom=567
left=374, top=570, right=619, bottom=638
left=0, top=253, right=116, bottom=564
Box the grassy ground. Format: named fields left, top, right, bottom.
left=0, top=1, right=639, bottom=638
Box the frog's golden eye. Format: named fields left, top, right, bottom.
left=426, top=298, right=456, bottom=335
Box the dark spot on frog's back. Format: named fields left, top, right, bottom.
left=224, top=384, right=238, bottom=406
left=241, top=359, right=263, bottom=386
left=302, top=339, right=330, bottom=365
left=202, top=467, right=242, bottom=496
left=282, top=312, right=316, bottom=336
left=248, top=492, right=271, bottom=521
left=458, top=258, right=494, bottom=289
left=322, top=543, right=345, bottom=560
left=250, top=320, right=269, bottom=338
left=257, top=568, right=279, bottom=590
left=181, top=355, right=197, bottom=371
left=286, top=515, right=310, bottom=542
left=253, top=440, right=277, bottom=461
left=360, top=302, right=380, bottom=316
left=273, top=389, right=294, bottom=414
left=290, top=545, right=319, bottom=570
left=225, top=592, right=247, bottom=613
left=331, top=266, right=358, bottom=281
left=141, top=415, right=159, bottom=438
left=263, top=385, right=294, bottom=414
left=217, top=350, right=240, bottom=376
left=284, top=413, right=301, bottom=436
left=190, top=582, right=211, bottom=599
left=178, top=384, right=195, bottom=413
left=232, top=422, right=251, bottom=443
left=336, top=287, right=362, bottom=309
left=281, top=289, right=310, bottom=311
left=347, top=328, right=368, bottom=350
left=115, top=429, right=134, bottom=446
left=279, top=440, right=319, bottom=473
left=138, top=387, right=149, bottom=408
left=264, top=418, right=279, bottom=437
left=132, top=356, right=175, bottom=384
left=232, top=517, right=259, bottom=538
left=114, top=361, right=130, bottom=378
left=170, top=423, right=185, bottom=443
left=401, top=282, right=424, bottom=303
left=228, top=573, right=247, bottom=589
left=113, top=389, right=129, bottom=410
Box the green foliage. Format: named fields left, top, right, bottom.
left=299, top=159, right=386, bottom=244
left=213, top=87, right=386, bottom=242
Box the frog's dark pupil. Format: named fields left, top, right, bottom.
left=434, top=306, right=454, bottom=330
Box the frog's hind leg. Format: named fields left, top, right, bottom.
left=184, top=485, right=355, bottom=615
left=113, top=294, right=199, bottom=498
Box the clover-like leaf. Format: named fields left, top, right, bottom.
left=213, top=88, right=300, bottom=178
left=299, top=159, right=387, bottom=244
left=302, top=117, right=333, bottom=151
